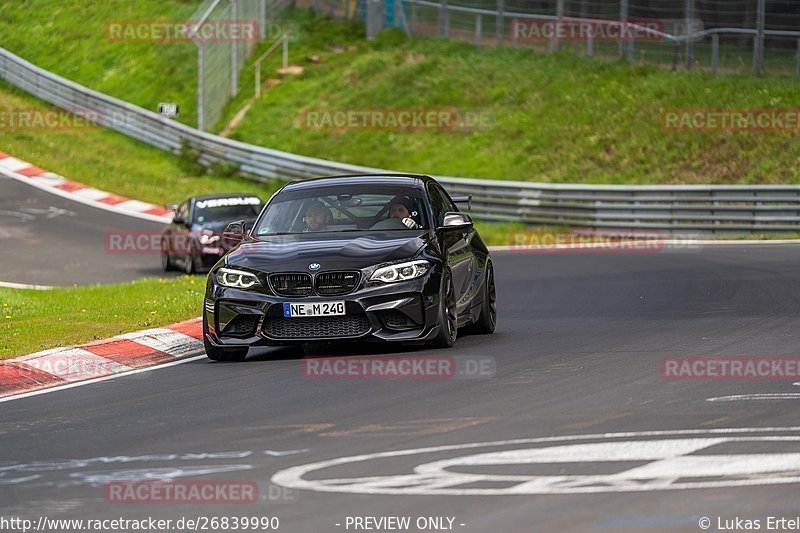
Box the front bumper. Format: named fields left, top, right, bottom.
left=203, top=273, right=443, bottom=348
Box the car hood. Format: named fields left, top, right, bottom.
left=225, top=231, right=431, bottom=272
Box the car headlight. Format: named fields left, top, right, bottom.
left=370, top=260, right=430, bottom=283
left=215, top=268, right=260, bottom=289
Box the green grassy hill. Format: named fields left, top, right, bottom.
left=1, top=3, right=799, bottom=184
left=223, top=12, right=800, bottom=184
left=0, top=0, right=201, bottom=125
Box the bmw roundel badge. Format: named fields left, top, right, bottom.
left=309, top=263, right=321, bottom=271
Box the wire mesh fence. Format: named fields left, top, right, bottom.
left=331, top=0, right=800, bottom=76
left=191, top=0, right=291, bottom=131
left=296, top=0, right=367, bottom=22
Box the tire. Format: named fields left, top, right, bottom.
left=160, top=244, right=174, bottom=272
left=184, top=245, right=198, bottom=275
left=204, top=335, right=248, bottom=362
left=470, top=260, right=497, bottom=334
left=429, top=270, right=457, bottom=349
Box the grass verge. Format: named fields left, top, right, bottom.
left=0, top=277, right=204, bottom=360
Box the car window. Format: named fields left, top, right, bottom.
left=192, top=197, right=262, bottom=224
left=253, top=184, right=428, bottom=236
left=427, top=183, right=457, bottom=226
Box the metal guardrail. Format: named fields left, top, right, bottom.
left=2, top=46, right=800, bottom=235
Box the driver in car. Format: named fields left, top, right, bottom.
left=303, top=201, right=332, bottom=232
left=388, top=196, right=420, bottom=229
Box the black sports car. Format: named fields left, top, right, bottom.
left=161, top=194, right=263, bottom=274
left=202, top=174, right=496, bottom=361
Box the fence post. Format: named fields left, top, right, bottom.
left=796, top=38, right=800, bottom=77
left=755, top=0, right=765, bottom=74
left=366, top=0, right=371, bottom=39
left=685, top=0, right=694, bottom=70
left=231, top=0, right=239, bottom=98
left=366, top=0, right=376, bottom=40
left=496, top=0, right=504, bottom=45
left=282, top=35, right=288, bottom=68
left=259, top=0, right=267, bottom=40
left=711, top=33, right=719, bottom=74
left=586, top=32, right=593, bottom=57
left=619, top=0, right=631, bottom=62
left=475, top=14, right=482, bottom=45
left=197, top=42, right=205, bottom=131
left=410, top=2, right=416, bottom=33
left=439, top=0, right=448, bottom=37
left=549, top=0, right=564, bottom=52
left=671, top=42, right=680, bottom=71
left=255, top=63, right=261, bottom=99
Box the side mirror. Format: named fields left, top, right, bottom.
left=172, top=213, right=186, bottom=225
left=439, top=212, right=473, bottom=230
left=223, top=220, right=246, bottom=247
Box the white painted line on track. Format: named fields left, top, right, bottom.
left=265, top=449, right=310, bottom=456
left=706, top=393, right=800, bottom=402
left=0, top=280, right=55, bottom=290
left=272, top=428, right=800, bottom=496
left=0, top=354, right=207, bottom=404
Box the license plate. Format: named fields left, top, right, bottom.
left=283, top=301, right=345, bottom=317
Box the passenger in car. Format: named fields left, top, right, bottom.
left=388, top=196, right=420, bottom=229
left=303, top=201, right=332, bottom=232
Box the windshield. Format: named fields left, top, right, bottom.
left=193, top=197, right=262, bottom=224
left=253, top=184, right=428, bottom=236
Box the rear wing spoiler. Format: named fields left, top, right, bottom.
left=451, top=194, right=472, bottom=210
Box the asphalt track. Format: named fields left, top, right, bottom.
left=3, top=244, right=800, bottom=532
left=0, top=176, right=175, bottom=286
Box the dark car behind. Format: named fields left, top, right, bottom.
left=161, top=194, right=263, bottom=274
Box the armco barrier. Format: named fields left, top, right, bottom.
left=2, top=46, right=800, bottom=235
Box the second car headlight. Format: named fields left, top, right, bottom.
left=216, top=267, right=260, bottom=289
left=370, top=260, right=430, bottom=283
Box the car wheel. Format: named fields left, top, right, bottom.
left=184, top=245, right=198, bottom=275
left=160, top=243, right=174, bottom=272
left=429, top=270, right=457, bottom=349
left=203, top=335, right=248, bottom=362
left=470, top=260, right=496, bottom=334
